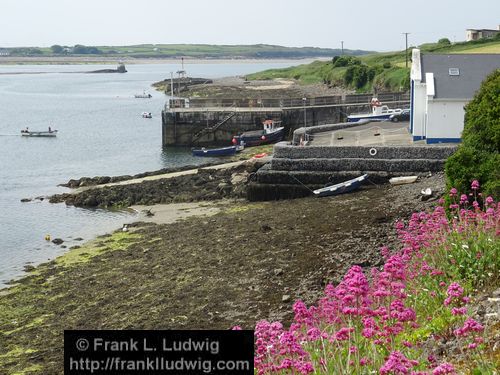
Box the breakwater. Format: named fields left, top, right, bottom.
left=161, top=92, right=410, bottom=146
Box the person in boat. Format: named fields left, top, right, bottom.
left=22, top=127, right=29, bottom=133
left=48, top=126, right=52, bottom=133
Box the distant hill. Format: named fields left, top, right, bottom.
left=247, top=38, right=500, bottom=92
left=0, top=44, right=374, bottom=59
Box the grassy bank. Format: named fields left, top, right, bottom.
left=247, top=39, right=500, bottom=92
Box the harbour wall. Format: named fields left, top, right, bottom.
left=161, top=92, right=410, bottom=146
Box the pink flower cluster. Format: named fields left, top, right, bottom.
left=251, top=185, right=498, bottom=374
left=454, top=317, right=484, bottom=337
left=380, top=351, right=418, bottom=374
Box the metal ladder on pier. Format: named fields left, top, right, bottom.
left=191, top=112, right=236, bottom=143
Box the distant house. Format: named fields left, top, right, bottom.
left=0, top=49, right=10, bottom=56
left=410, top=49, right=500, bottom=143
left=466, top=26, right=500, bottom=41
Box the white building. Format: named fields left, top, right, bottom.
left=410, top=49, right=500, bottom=143
left=466, top=26, right=500, bottom=41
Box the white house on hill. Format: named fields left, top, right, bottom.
left=466, top=26, right=500, bottom=41
left=410, top=49, right=500, bottom=143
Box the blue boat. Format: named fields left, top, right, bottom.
left=347, top=98, right=403, bottom=122
left=232, top=119, right=284, bottom=147
left=192, top=145, right=238, bottom=157
left=313, top=174, right=368, bottom=197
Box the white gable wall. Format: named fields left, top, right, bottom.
left=425, top=100, right=466, bottom=143
left=411, top=81, right=426, bottom=140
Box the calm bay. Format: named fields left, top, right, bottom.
left=0, top=60, right=306, bottom=285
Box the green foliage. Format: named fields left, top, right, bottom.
left=332, top=55, right=361, bottom=68
left=438, top=38, right=451, bottom=45
left=10, top=47, right=44, bottom=55
left=50, top=45, right=63, bottom=54
left=373, top=67, right=410, bottom=91
left=344, top=64, right=379, bottom=89
left=72, top=44, right=102, bottom=54
left=445, top=69, right=500, bottom=197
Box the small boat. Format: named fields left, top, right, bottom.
left=232, top=119, right=284, bottom=147
left=142, top=112, right=152, bottom=118
left=21, top=128, right=58, bottom=137
left=313, top=174, right=368, bottom=197
left=347, top=98, right=403, bottom=122
left=192, top=145, right=240, bottom=157
left=135, top=91, right=152, bottom=98
left=389, top=176, right=418, bottom=185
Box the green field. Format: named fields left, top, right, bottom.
left=2, top=43, right=373, bottom=59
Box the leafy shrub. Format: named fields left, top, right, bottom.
left=445, top=69, right=500, bottom=197
left=332, top=55, right=361, bottom=68
left=438, top=38, right=451, bottom=45
left=50, top=45, right=63, bottom=54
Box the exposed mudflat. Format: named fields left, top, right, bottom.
left=0, top=173, right=446, bottom=373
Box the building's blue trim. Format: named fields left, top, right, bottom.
left=426, top=138, right=462, bottom=144
left=410, top=80, right=414, bottom=134
left=412, top=135, right=425, bottom=141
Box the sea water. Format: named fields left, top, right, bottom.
left=0, top=61, right=306, bottom=285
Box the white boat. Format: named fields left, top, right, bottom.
left=389, top=176, right=418, bottom=185
left=21, top=128, right=58, bottom=137
left=347, top=98, right=403, bottom=122
left=135, top=91, right=152, bottom=98
left=313, top=174, right=368, bottom=197
left=142, top=112, right=152, bottom=118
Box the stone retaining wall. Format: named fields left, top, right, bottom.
left=246, top=142, right=457, bottom=201
left=274, top=142, right=457, bottom=160
left=270, top=158, right=446, bottom=172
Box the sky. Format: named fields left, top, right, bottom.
left=1, top=0, right=499, bottom=52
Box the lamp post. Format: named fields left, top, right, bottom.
left=402, top=32, right=410, bottom=68
left=170, top=72, right=174, bottom=97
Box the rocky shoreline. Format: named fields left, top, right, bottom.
left=49, top=159, right=267, bottom=208
left=2, top=154, right=498, bottom=373
left=1, top=160, right=452, bottom=372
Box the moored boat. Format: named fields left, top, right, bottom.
left=21, top=128, right=58, bottom=137
left=135, top=91, right=152, bottom=98
left=232, top=119, right=284, bottom=147
left=313, top=174, right=368, bottom=197
left=347, top=98, right=403, bottom=122
left=142, top=112, right=152, bottom=118
left=192, top=145, right=240, bottom=157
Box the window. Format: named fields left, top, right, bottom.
left=449, top=68, right=460, bottom=76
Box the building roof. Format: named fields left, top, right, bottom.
left=420, top=54, right=500, bottom=99
left=466, top=28, right=499, bottom=32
